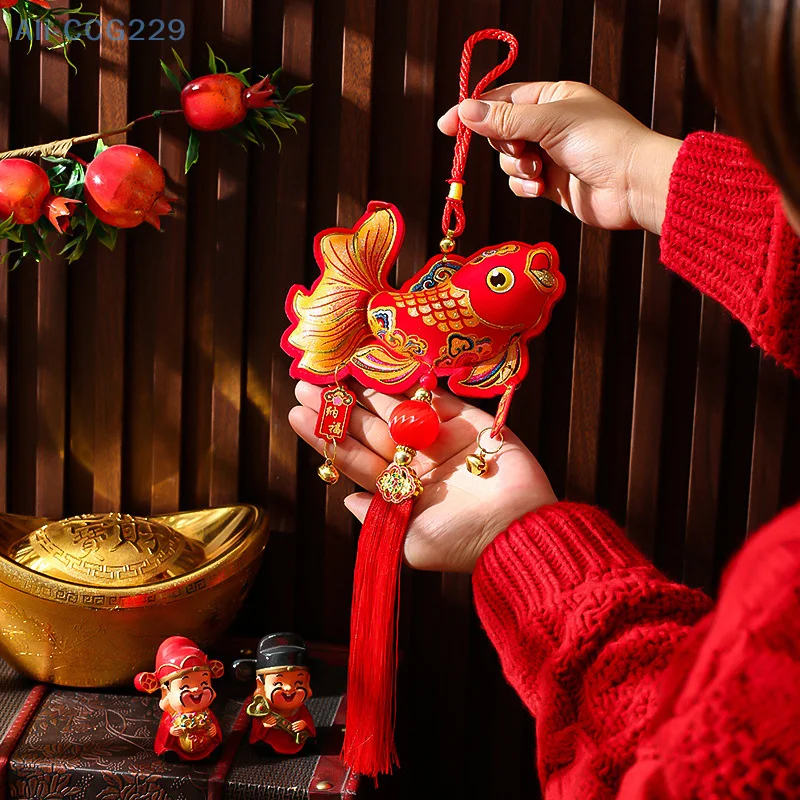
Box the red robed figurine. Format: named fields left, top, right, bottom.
left=134, top=636, right=225, bottom=761
left=234, top=633, right=316, bottom=755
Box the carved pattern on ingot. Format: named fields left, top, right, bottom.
left=23, top=513, right=185, bottom=586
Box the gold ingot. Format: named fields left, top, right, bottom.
left=0, top=506, right=267, bottom=688
left=9, top=513, right=203, bottom=586
left=318, top=460, right=340, bottom=484
left=465, top=452, right=488, bottom=477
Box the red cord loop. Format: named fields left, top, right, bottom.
left=441, top=28, right=518, bottom=241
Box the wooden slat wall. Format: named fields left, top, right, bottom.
left=2, top=1, right=799, bottom=796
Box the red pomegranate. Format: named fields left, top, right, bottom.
left=181, top=73, right=276, bottom=132
left=0, top=158, right=80, bottom=233
left=0, top=0, right=50, bottom=6
left=84, top=145, right=174, bottom=230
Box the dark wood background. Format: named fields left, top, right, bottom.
left=1, top=0, right=798, bottom=797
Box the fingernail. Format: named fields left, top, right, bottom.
left=520, top=179, right=541, bottom=197
left=459, top=99, right=490, bottom=122
left=503, top=141, right=525, bottom=158
left=517, top=157, right=538, bottom=177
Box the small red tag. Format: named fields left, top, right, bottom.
left=315, top=385, right=356, bottom=442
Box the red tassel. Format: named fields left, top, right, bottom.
left=343, top=493, right=413, bottom=777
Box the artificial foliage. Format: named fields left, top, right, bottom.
left=0, top=0, right=96, bottom=70
left=0, top=48, right=309, bottom=267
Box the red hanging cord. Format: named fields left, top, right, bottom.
left=442, top=29, right=519, bottom=242
left=342, top=31, right=520, bottom=783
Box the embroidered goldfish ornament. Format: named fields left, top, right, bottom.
left=281, top=29, right=564, bottom=780
left=284, top=200, right=562, bottom=405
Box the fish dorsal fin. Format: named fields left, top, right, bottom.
left=318, top=204, right=401, bottom=296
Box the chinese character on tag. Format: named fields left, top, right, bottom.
left=315, top=385, right=356, bottom=442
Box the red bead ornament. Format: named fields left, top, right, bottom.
left=419, top=372, right=437, bottom=391
left=389, top=400, right=440, bottom=450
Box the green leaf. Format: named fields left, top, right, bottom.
left=60, top=235, right=86, bottom=263
left=221, top=129, right=250, bottom=151
left=44, top=157, right=86, bottom=198
left=84, top=208, right=96, bottom=237
left=206, top=43, right=217, bottom=74
left=0, top=213, right=17, bottom=237
left=94, top=138, right=109, bottom=158
left=95, top=221, right=118, bottom=251
left=270, top=67, right=283, bottom=83
left=265, top=115, right=292, bottom=130
left=2, top=9, right=13, bottom=41
left=1, top=221, right=25, bottom=245
left=171, top=48, right=191, bottom=79
left=58, top=237, right=80, bottom=255
left=66, top=170, right=86, bottom=196
left=269, top=125, right=284, bottom=152
left=230, top=69, right=251, bottom=87
left=61, top=40, right=79, bottom=74
left=284, top=83, right=312, bottom=101
left=161, top=60, right=183, bottom=92
left=242, top=127, right=261, bottom=146
left=185, top=129, right=200, bottom=173
left=25, top=4, right=49, bottom=20
left=23, top=224, right=50, bottom=261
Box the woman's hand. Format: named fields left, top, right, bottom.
left=289, top=381, right=556, bottom=573
left=438, top=81, right=682, bottom=235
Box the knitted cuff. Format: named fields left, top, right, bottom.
left=660, top=132, right=800, bottom=374
left=473, top=502, right=656, bottom=638
left=754, top=202, right=800, bottom=373
left=661, top=132, right=777, bottom=324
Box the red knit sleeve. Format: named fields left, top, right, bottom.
left=472, top=502, right=712, bottom=796
left=660, top=131, right=800, bottom=374
left=619, top=503, right=800, bottom=797
left=474, top=501, right=800, bottom=797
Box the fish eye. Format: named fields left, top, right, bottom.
left=486, top=267, right=515, bottom=293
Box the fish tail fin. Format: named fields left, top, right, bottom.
left=284, top=202, right=403, bottom=379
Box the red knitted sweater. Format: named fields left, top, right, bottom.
left=473, top=133, right=800, bottom=798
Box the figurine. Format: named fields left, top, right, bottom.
left=134, top=635, right=225, bottom=760
left=233, top=633, right=316, bottom=755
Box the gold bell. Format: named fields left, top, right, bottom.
left=318, top=459, right=340, bottom=484
left=465, top=452, right=488, bottom=477
left=318, top=439, right=341, bottom=484
left=465, top=427, right=505, bottom=478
